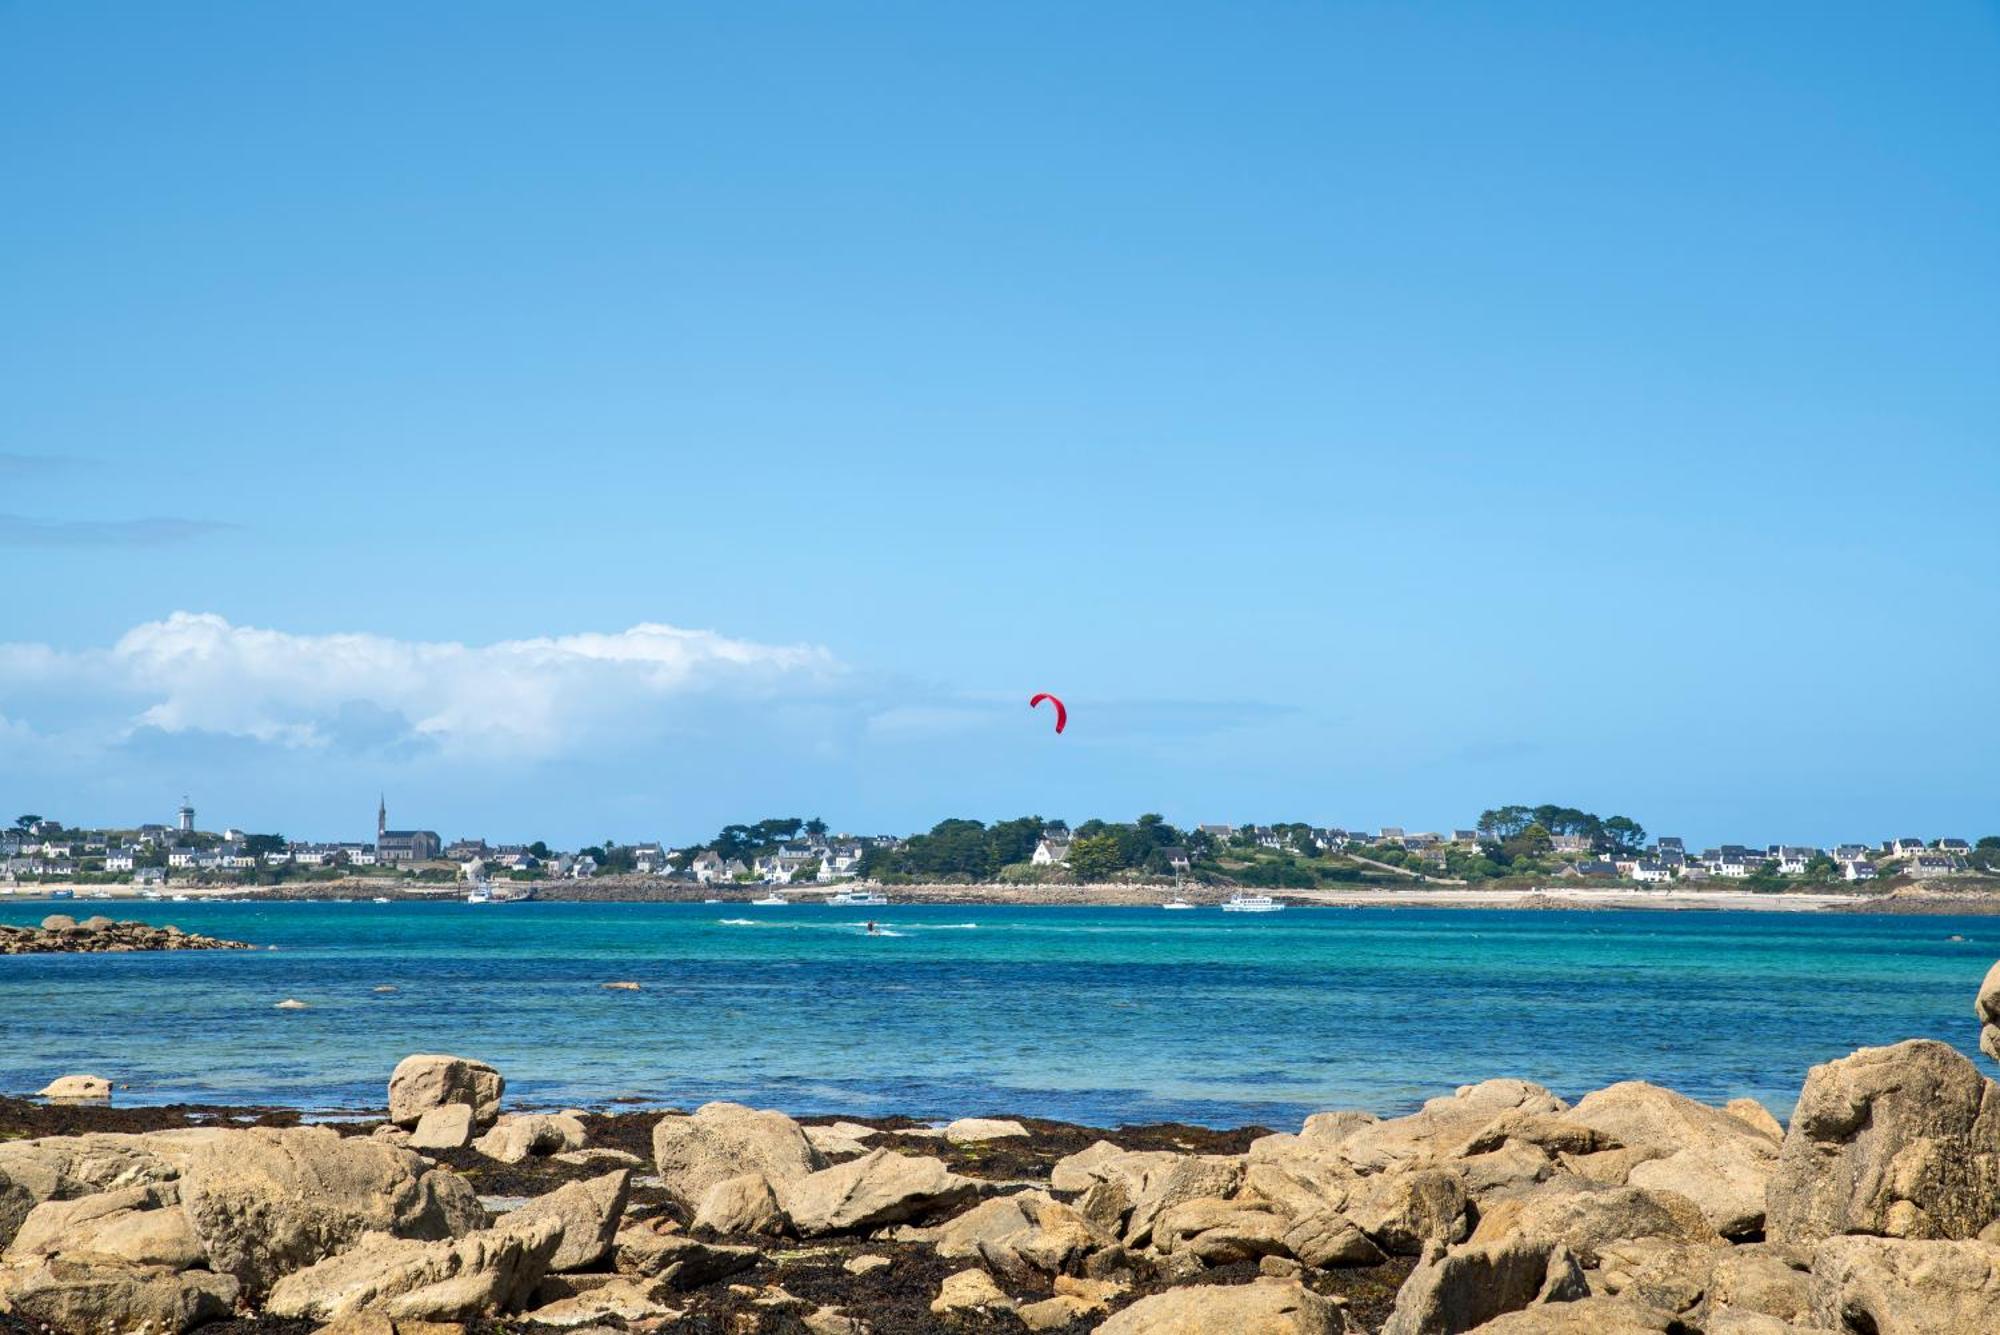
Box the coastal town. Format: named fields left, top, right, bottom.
left=3, top=797, right=1994, bottom=899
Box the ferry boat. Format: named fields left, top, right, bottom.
left=828, top=888, right=888, bottom=907
left=749, top=891, right=790, bottom=907
left=1220, top=893, right=1283, bottom=913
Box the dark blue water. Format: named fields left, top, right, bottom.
left=1, top=900, right=1989, bottom=1127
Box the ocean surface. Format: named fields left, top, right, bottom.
left=1, top=899, right=1990, bottom=1128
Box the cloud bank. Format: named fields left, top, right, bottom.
left=0, top=613, right=845, bottom=762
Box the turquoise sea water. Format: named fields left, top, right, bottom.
left=1, top=900, right=1990, bottom=1127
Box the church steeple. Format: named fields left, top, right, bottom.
left=377, top=794, right=387, bottom=841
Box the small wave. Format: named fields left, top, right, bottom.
left=718, top=918, right=757, bottom=926
left=867, top=929, right=908, bottom=938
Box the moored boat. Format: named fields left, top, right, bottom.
left=1221, top=893, right=1283, bottom=913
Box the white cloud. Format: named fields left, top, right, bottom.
left=0, top=612, right=844, bottom=761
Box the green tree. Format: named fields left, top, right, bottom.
left=1066, top=833, right=1122, bottom=881
left=1977, top=836, right=2000, bottom=849
left=244, top=833, right=286, bottom=857
left=1599, top=816, right=1647, bottom=854
left=527, top=841, right=550, bottom=859
left=13, top=815, right=39, bottom=832
left=804, top=817, right=828, bottom=839
left=1802, top=854, right=1841, bottom=884
left=1502, top=823, right=1554, bottom=862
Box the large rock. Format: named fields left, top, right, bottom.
left=650, top=1102, right=824, bottom=1210
left=472, top=1113, right=586, bottom=1164
left=0, top=1258, right=238, bottom=1333
left=36, top=1075, right=112, bottom=1103
left=0, top=1131, right=214, bottom=1249
left=610, top=1226, right=759, bottom=1288
left=0, top=1138, right=165, bottom=1239
left=1342, top=1168, right=1470, bottom=1255
left=1567, top=1081, right=1780, bottom=1237
left=1051, top=1140, right=1163, bottom=1193
left=386, top=1054, right=504, bottom=1128
left=692, top=1171, right=787, bottom=1235
left=1463, top=1296, right=1682, bottom=1333
left=408, top=1104, right=475, bottom=1151
left=525, top=1275, right=681, bottom=1325
left=1341, top=1080, right=1566, bottom=1174
left=930, top=1266, right=1015, bottom=1317
left=1095, top=1277, right=1349, bottom=1333
left=503, top=1170, right=629, bottom=1272
left=1123, top=1155, right=1247, bottom=1248
left=178, top=1126, right=487, bottom=1297
left=263, top=1214, right=561, bottom=1321
left=778, top=1148, right=977, bottom=1235
left=1808, top=1235, right=2000, bottom=1334
left=1468, top=1178, right=1719, bottom=1267
left=1766, top=1039, right=2000, bottom=1245
left=1380, top=1233, right=1588, bottom=1335
left=6, top=1181, right=205, bottom=1269
left=1153, top=1197, right=1293, bottom=1266
left=945, top=1117, right=1030, bottom=1144
left=1978, top=961, right=2000, bottom=1063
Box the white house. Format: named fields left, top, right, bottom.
left=632, top=844, right=671, bottom=874
left=570, top=855, right=598, bottom=879
left=1031, top=837, right=1072, bottom=866
left=690, top=850, right=726, bottom=884
left=167, top=849, right=198, bottom=868
left=1892, top=838, right=1929, bottom=857
left=104, top=848, right=136, bottom=873
left=1632, top=860, right=1674, bottom=883
left=1843, top=861, right=1879, bottom=882
left=816, top=843, right=865, bottom=882
left=1715, top=857, right=1753, bottom=879
left=1551, top=834, right=1592, bottom=855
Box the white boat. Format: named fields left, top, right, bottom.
left=1221, top=894, right=1283, bottom=913
left=465, top=882, right=493, bottom=905
left=1161, top=898, right=1197, bottom=910
left=371, top=897, right=391, bottom=904
left=828, top=889, right=888, bottom=907
left=749, top=892, right=789, bottom=907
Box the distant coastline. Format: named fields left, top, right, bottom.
left=6, top=875, right=1998, bottom=914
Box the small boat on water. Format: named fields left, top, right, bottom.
left=1161, top=897, right=1197, bottom=910
left=48, top=889, right=75, bottom=900
left=828, top=889, right=888, bottom=907
left=1221, top=893, right=1283, bottom=913
left=465, top=882, right=493, bottom=905
left=749, top=892, right=790, bottom=907
left=371, top=896, right=391, bottom=904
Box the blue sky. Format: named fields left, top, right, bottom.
left=3, top=2, right=1996, bottom=848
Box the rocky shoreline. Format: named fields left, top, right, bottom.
left=5, top=967, right=2000, bottom=1333
left=0, top=915, right=253, bottom=955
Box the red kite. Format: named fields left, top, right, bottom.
left=1029, top=692, right=1067, bottom=733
